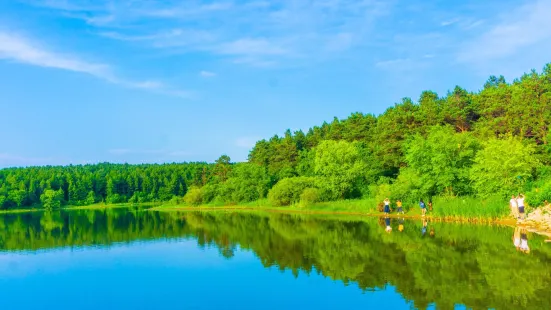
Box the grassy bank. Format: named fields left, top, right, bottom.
left=151, top=195, right=516, bottom=223
left=0, top=196, right=516, bottom=223
left=0, top=202, right=161, bottom=214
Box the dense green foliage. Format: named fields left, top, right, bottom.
left=2, top=64, right=551, bottom=210
left=247, top=64, right=551, bottom=207
left=0, top=163, right=208, bottom=209
left=3, top=209, right=550, bottom=309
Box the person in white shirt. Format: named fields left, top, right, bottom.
left=510, top=195, right=518, bottom=218
left=516, top=194, right=525, bottom=220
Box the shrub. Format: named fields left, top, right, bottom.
left=526, top=179, right=551, bottom=207
left=470, top=136, right=540, bottom=197
left=184, top=187, right=203, bottom=206
left=215, top=163, right=272, bottom=204
left=268, top=177, right=317, bottom=206
left=300, top=188, right=320, bottom=206
left=201, top=184, right=218, bottom=203
left=169, top=196, right=184, bottom=205
left=106, top=194, right=125, bottom=204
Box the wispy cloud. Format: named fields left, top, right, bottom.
left=458, top=0, right=551, bottom=63
left=199, top=70, right=216, bottom=78
left=0, top=31, right=189, bottom=97
left=441, top=18, right=460, bottom=26
left=21, top=0, right=391, bottom=67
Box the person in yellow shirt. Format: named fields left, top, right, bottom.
left=396, top=200, right=404, bottom=214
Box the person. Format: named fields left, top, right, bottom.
left=510, top=195, right=518, bottom=218
left=520, top=228, right=530, bottom=254
left=420, top=199, right=427, bottom=216
left=516, top=194, right=526, bottom=220
left=385, top=217, right=392, bottom=233
left=428, top=200, right=433, bottom=212
left=384, top=198, right=391, bottom=214
left=396, top=200, right=404, bottom=214
left=513, top=226, right=521, bottom=251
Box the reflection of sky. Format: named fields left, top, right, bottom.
left=0, top=239, right=413, bottom=309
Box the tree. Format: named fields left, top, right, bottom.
left=214, top=155, right=232, bottom=182
left=441, top=86, right=479, bottom=132
left=470, top=136, right=540, bottom=197
left=314, top=140, right=365, bottom=199
left=40, top=189, right=64, bottom=210
left=217, top=163, right=272, bottom=203
left=405, top=126, right=480, bottom=196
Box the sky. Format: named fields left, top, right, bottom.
left=1, top=0, right=551, bottom=167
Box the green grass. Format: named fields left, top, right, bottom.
left=0, top=195, right=514, bottom=223
left=430, top=195, right=510, bottom=221
left=0, top=202, right=161, bottom=214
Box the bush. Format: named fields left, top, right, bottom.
left=526, top=179, right=551, bottom=207
left=106, top=194, right=125, bottom=204
left=184, top=187, right=203, bottom=206
left=201, top=184, right=218, bottom=203
left=169, top=196, right=184, bottom=205
left=470, top=136, right=540, bottom=197
left=300, top=188, right=320, bottom=206
left=268, top=177, right=317, bottom=206
left=389, top=168, right=427, bottom=206
left=214, top=163, right=272, bottom=204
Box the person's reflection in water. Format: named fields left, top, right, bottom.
left=520, top=228, right=530, bottom=254
left=429, top=226, right=435, bottom=238
left=398, top=218, right=404, bottom=233
left=422, top=219, right=428, bottom=237
left=513, top=226, right=521, bottom=251
left=385, top=217, right=392, bottom=233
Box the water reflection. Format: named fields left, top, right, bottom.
left=1, top=209, right=551, bottom=309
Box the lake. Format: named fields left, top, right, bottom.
left=0, top=208, right=550, bottom=310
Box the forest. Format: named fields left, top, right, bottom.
left=1, top=64, right=551, bottom=211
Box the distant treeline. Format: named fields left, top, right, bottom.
left=0, top=163, right=214, bottom=209
left=2, top=64, right=551, bottom=210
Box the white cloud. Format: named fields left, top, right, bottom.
left=235, top=137, right=260, bottom=149
left=440, top=18, right=460, bottom=26
left=22, top=0, right=391, bottom=67
left=458, top=0, right=551, bottom=63
left=199, top=70, right=216, bottom=77
left=0, top=31, right=189, bottom=96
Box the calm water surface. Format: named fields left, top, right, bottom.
left=0, top=208, right=550, bottom=310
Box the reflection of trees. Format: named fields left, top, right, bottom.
left=181, top=212, right=551, bottom=310
left=1, top=210, right=551, bottom=309
left=0, top=208, right=188, bottom=251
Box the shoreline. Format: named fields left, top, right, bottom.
left=150, top=205, right=551, bottom=238
left=2, top=203, right=549, bottom=238
left=151, top=205, right=521, bottom=224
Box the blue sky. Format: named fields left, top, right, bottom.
left=1, top=0, right=551, bottom=167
